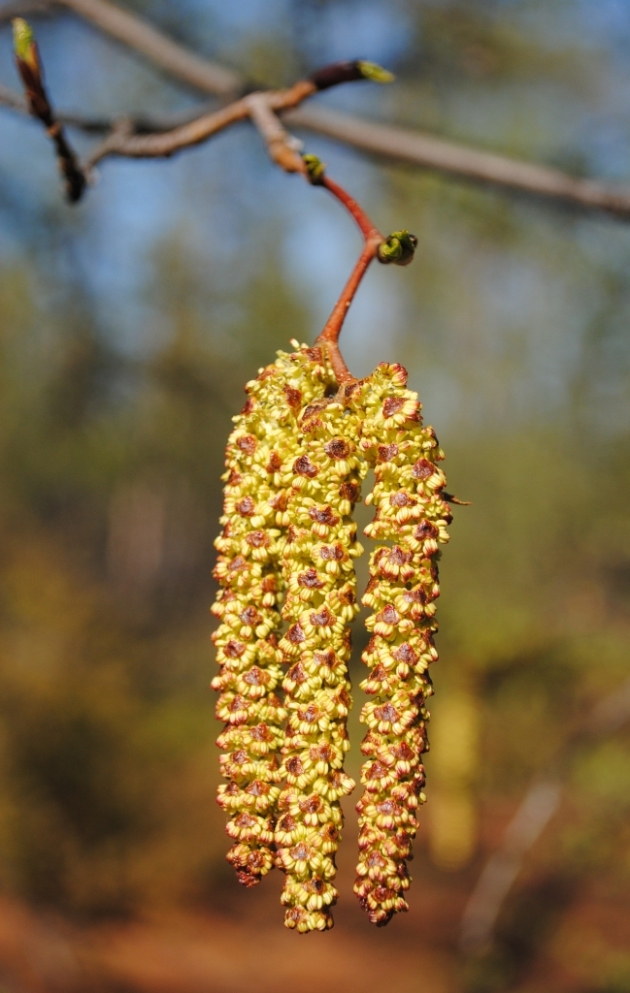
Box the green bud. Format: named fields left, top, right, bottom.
left=378, top=230, right=418, bottom=266
left=12, top=18, right=37, bottom=70
left=357, top=61, right=395, bottom=84
left=302, top=153, right=326, bottom=185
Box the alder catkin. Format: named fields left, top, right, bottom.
left=213, top=347, right=453, bottom=929
left=352, top=363, right=451, bottom=926
left=275, top=384, right=366, bottom=932
left=211, top=344, right=330, bottom=888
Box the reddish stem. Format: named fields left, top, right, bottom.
left=313, top=176, right=384, bottom=382
left=320, top=175, right=382, bottom=241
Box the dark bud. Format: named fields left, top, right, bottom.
left=310, top=60, right=394, bottom=90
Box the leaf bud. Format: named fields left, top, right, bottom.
left=378, top=230, right=418, bottom=267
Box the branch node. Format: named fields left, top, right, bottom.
left=310, top=59, right=394, bottom=91
left=303, top=153, right=326, bottom=185
left=8, top=0, right=628, bottom=218
left=246, top=93, right=305, bottom=174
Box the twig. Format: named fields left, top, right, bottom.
left=243, top=100, right=403, bottom=383
left=316, top=238, right=381, bottom=384
left=12, top=17, right=87, bottom=201
left=85, top=99, right=249, bottom=166
left=0, top=82, right=218, bottom=134
left=459, top=780, right=562, bottom=955
left=5, top=0, right=630, bottom=223
left=302, top=164, right=413, bottom=382
left=245, top=92, right=304, bottom=173
left=0, top=0, right=50, bottom=21
left=287, top=106, right=630, bottom=220
left=316, top=175, right=384, bottom=382
left=6, top=0, right=630, bottom=217
left=85, top=81, right=315, bottom=168
left=0, top=81, right=28, bottom=112
left=460, top=676, right=630, bottom=956
left=24, top=0, right=630, bottom=220
left=321, top=174, right=382, bottom=241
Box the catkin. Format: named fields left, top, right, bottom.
left=275, top=383, right=366, bottom=932
left=213, top=348, right=452, bottom=928
left=352, top=363, right=451, bottom=926
left=211, top=344, right=330, bottom=888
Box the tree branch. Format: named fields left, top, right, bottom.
left=459, top=677, right=630, bottom=956
left=314, top=174, right=383, bottom=381
left=85, top=81, right=315, bottom=168
left=0, top=81, right=28, bottom=112
left=245, top=91, right=305, bottom=173
left=4, top=0, right=630, bottom=219
left=302, top=162, right=416, bottom=381
left=286, top=106, right=630, bottom=219
left=0, top=82, right=217, bottom=133
left=12, top=17, right=86, bottom=201
left=459, top=779, right=562, bottom=956
left=0, top=0, right=50, bottom=21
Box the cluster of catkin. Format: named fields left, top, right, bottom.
left=212, top=342, right=451, bottom=931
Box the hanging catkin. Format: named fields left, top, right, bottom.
left=352, top=363, right=451, bottom=926
left=212, top=348, right=452, bottom=928
left=211, top=344, right=330, bottom=888
left=275, top=383, right=366, bottom=932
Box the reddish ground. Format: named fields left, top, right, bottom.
left=1, top=810, right=629, bottom=993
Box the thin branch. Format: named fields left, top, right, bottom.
left=0, top=82, right=218, bottom=133
left=86, top=81, right=315, bottom=168
left=79, top=75, right=630, bottom=224
left=287, top=106, right=630, bottom=220
left=308, top=168, right=409, bottom=382
left=25, top=0, right=630, bottom=220
left=86, top=99, right=248, bottom=166
left=242, top=102, right=399, bottom=381
left=321, top=174, right=382, bottom=241
left=0, top=0, right=50, bottom=21
left=460, top=676, right=630, bottom=956
left=13, top=18, right=87, bottom=201
left=245, top=92, right=305, bottom=173
left=459, top=780, right=562, bottom=956
left=316, top=238, right=381, bottom=384
left=5, top=0, right=630, bottom=218
left=54, top=0, right=241, bottom=96
left=0, top=81, right=28, bottom=112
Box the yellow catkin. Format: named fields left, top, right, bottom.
left=352, top=363, right=451, bottom=926
left=211, top=343, right=331, bottom=887
left=275, top=382, right=367, bottom=932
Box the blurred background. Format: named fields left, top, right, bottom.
left=0, top=1, right=629, bottom=990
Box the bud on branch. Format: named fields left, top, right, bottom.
left=310, top=60, right=394, bottom=91
left=12, top=17, right=87, bottom=203
left=378, top=230, right=418, bottom=266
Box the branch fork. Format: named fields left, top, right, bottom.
left=11, top=16, right=415, bottom=381
left=302, top=162, right=417, bottom=383
left=5, top=0, right=630, bottom=217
